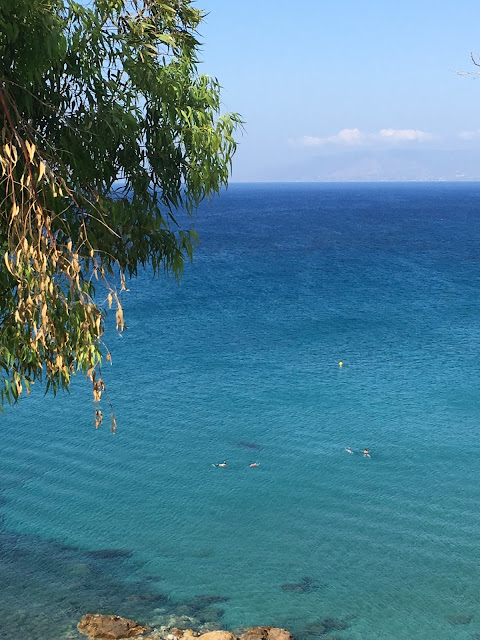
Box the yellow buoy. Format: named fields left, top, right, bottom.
left=339, top=361, right=343, bottom=367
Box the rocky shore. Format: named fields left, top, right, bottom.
left=77, top=616, right=298, bottom=640
left=76, top=614, right=351, bottom=640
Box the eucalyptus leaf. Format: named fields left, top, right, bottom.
left=0, top=0, right=242, bottom=423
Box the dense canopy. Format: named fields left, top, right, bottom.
left=0, top=0, right=241, bottom=427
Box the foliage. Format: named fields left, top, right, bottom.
left=0, top=0, right=241, bottom=427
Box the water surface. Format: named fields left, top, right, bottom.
left=3, top=183, right=480, bottom=640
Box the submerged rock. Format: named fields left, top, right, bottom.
left=87, top=549, right=133, bottom=559
left=235, top=441, right=263, bottom=451
left=300, top=617, right=348, bottom=639
left=445, top=613, right=473, bottom=625
left=173, top=596, right=227, bottom=627
left=281, top=576, right=320, bottom=594
left=159, top=628, right=200, bottom=640
left=166, top=615, right=199, bottom=629
left=198, top=621, right=223, bottom=632
left=66, top=562, right=93, bottom=577
left=187, top=595, right=230, bottom=609
left=318, top=618, right=348, bottom=633
left=174, top=604, right=224, bottom=623
left=298, top=622, right=325, bottom=638
left=78, top=613, right=150, bottom=638
left=126, top=593, right=170, bottom=606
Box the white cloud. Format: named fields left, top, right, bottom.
left=302, top=128, right=365, bottom=146
left=378, top=128, right=432, bottom=142
left=459, top=130, right=480, bottom=140
left=299, top=128, right=432, bottom=147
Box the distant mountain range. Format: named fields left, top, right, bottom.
left=260, top=149, right=480, bottom=182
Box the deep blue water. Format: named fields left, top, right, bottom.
left=3, top=183, right=480, bottom=639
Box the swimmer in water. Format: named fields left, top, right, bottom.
left=212, top=461, right=227, bottom=468
left=363, top=449, right=371, bottom=458
left=249, top=462, right=260, bottom=467
left=345, top=447, right=353, bottom=454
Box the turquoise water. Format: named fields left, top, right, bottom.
left=3, top=183, right=480, bottom=639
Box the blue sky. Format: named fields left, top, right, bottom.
left=197, top=0, right=480, bottom=181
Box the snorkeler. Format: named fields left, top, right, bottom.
left=363, top=449, right=371, bottom=458
left=249, top=462, right=260, bottom=467
left=345, top=447, right=353, bottom=454
left=212, top=460, right=227, bottom=468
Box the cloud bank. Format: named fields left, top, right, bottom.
left=300, top=128, right=432, bottom=147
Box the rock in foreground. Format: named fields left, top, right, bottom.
left=77, top=613, right=295, bottom=640
left=197, top=632, right=237, bottom=640
left=240, top=627, right=294, bottom=640
left=78, top=613, right=151, bottom=639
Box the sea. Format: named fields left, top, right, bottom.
left=2, top=182, right=480, bottom=640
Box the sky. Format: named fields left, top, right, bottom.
left=196, top=0, right=480, bottom=181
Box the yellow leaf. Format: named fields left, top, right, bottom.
left=120, top=272, right=129, bottom=291
left=25, top=141, right=36, bottom=163
left=116, top=307, right=124, bottom=331
left=38, top=161, right=45, bottom=183
left=3, top=251, right=12, bottom=274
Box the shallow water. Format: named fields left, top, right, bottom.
left=3, top=183, right=480, bottom=639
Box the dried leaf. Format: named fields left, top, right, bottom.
left=37, top=160, right=45, bottom=182
left=116, top=307, right=124, bottom=331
